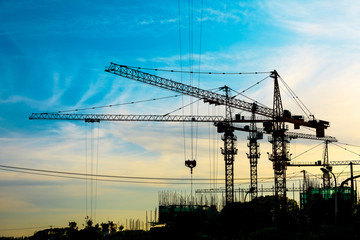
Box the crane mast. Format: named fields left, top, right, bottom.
left=269, top=71, right=289, bottom=199
left=247, top=104, right=261, bottom=200
left=322, top=140, right=331, bottom=188
left=220, top=86, right=237, bottom=204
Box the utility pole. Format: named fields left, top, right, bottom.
left=350, top=162, right=355, bottom=203
left=321, top=167, right=337, bottom=225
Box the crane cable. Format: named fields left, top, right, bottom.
left=85, top=121, right=88, bottom=218
left=50, top=95, right=183, bottom=114
left=337, top=142, right=360, bottom=148
left=163, top=87, right=228, bottom=116
left=188, top=0, right=195, bottom=164
left=95, top=122, right=100, bottom=223
left=278, top=75, right=313, bottom=119
left=230, top=75, right=271, bottom=103
left=291, top=142, right=323, bottom=161
left=84, top=121, right=100, bottom=222
left=178, top=0, right=187, bottom=164
left=195, top=0, right=204, bottom=168
left=333, top=142, right=360, bottom=157
left=189, top=0, right=195, bottom=203
left=125, top=66, right=270, bottom=75
left=208, top=105, right=219, bottom=189
left=228, top=85, right=270, bottom=109
left=208, top=105, right=212, bottom=188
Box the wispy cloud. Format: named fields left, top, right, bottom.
left=266, top=0, right=360, bottom=41
left=202, top=7, right=246, bottom=23
left=2, top=1, right=360, bottom=237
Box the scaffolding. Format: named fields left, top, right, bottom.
left=300, top=186, right=355, bottom=225
left=300, top=187, right=354, bottom=208
left=158, top=191, right=219, bottom=225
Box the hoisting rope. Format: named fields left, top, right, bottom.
left=195, top=0, right=204, bottom=165
left=188, top=0, right=196, bottom=204
left=84, top=121, right=100, bottom=222
left=85, top=121, right=88, bottom=218
left=178, top=0, right=187, bottom=163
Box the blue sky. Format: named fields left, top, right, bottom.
left=1, top=0, right=360, bottom=237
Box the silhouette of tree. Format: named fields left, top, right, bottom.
left=84, top=216, right=93, bottom=229
left=30, top=228, right=67, bottom=240
left=101, top=222, right=110, bottom=236
left=108, top=221, right=116, bottom=234
left=68, top=221, right=78, bottom=230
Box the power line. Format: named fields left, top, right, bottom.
left=0, top=167, right=199, bottom=185
left=0, top=164, right=268, bottom=182
left=1, top=167, right=272, bottom=185
left=1, top=164, right=297, bottom=186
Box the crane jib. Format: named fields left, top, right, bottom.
left=29, top=113, right=228, bottom=122
left=104, top=63, right=329, bottom=134
left=105, top=63, right=274, bottom=118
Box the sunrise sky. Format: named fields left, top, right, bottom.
left=1, top=0, right=360, bottom=237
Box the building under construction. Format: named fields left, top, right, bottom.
left=300, top=185, right=356, bottom=225
left=157, top=191, right=218, bottom=227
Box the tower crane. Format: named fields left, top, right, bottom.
left=286, top=139, right=337, bottom=189
left=104, top=63, right=329, bottom=201
left=29, top=112, right=336, bottom=200
left=193, top=124, right=337, bottom=201
left=29, top=62, right=331, bottom=205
